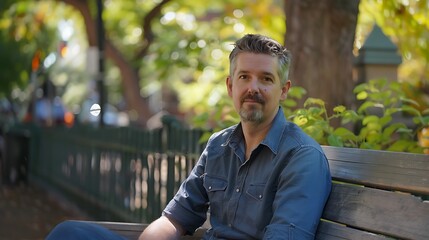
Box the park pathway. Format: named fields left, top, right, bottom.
left=0, top=183, right=90, bottom=240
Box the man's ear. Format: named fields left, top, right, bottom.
left=226, top=76, right=233, bottom=97
left=280, top=80, right=291, bottom=100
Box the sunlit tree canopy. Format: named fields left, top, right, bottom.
left=0, top=0, right=427, bottom=127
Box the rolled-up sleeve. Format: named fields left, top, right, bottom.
left=163, top=149, right=209, bottom=234
left=264, top=146, right=331, bottom=240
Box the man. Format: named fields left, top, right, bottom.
left=141, top=34, right=331, bottom=239
left=46, top=34, right=331, bottom=240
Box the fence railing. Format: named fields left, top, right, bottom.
left=8, top=122, right=206, bottom=223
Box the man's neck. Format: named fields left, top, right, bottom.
left=241, top=118, right=273, bottom=160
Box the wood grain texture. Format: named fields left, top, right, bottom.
left=322, top=146, right=429, bottom=195
left=316, top=221, right=389, bottom=240
left=322, top=183, right=429, bottom=240
left=86, top=221, right=205, bottom=240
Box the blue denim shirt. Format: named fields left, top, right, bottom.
left=163, top=107, right=331, bottom=239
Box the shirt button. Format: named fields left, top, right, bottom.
left=208, top=186, right=212, bottom=190
left=236, top=188, right=240, bottom=193
left=259, top=195, right=262, bottom=199
left=228, top=223, right=232, bottom=227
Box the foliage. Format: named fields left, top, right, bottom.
left=195, top=79, right=429, bottom=153
left=0, top=31, right=31, bottom=98
left=291, top=79, right=429, bottom=153
left=0, top=1, right=43, bottom=98
left=0, top=1, right=87, bottom=117
left=133, top=0, right=285, bottom=113
left=359, top=0, right=429, bottom=110
left=0, top=0, right=428, bottom=130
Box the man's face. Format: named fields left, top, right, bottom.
left=227, top=52, right=290, bottom=124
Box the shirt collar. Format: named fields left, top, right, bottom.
left=261, top=107, right=287, bottom=155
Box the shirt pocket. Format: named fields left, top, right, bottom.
left=203, top=175, right=227, bottom=202
left=246, top=183, right=265, bottom=201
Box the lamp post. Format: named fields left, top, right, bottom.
left=97, top=0, right=106, bottom=126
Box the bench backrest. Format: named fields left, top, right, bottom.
left=318, top=146, right=429, bottom=240
left=93, top=146, right=429, bottom=240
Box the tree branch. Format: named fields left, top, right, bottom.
left=57, top=0, right=152, bottom=125
left=135, top=0, right=172, bottom=60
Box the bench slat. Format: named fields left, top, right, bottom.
left=89, top=221, right=205, bottom=240
left=322, top=183, right=429, bottom=240
left=92, top=220, right=391, bottom=240
left=79, top=221, right=143, bottom=240
left=322, top=146, right=429, bottom=195
left=315, top=221, right=388, bottom=240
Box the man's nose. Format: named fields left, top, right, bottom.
left=247, top=78, right=260, bottom=94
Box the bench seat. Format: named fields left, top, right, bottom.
left=89, top=146, right=429, bottom=239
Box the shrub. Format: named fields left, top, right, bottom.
left=194, top=79, right=429, bottom=153
left=289, top=79, right=429, bottom=153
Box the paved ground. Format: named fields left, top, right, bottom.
left=0, top=183, right=91, bottom=240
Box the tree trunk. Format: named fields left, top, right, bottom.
left=284, top=0, right=359, bottom=112
left=60, top=0, right=152, bottom=126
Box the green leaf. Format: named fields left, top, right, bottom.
left=333, top=105, right=346, bottom=113
left=358, top=101, right=377, bottom=114
left=304, top=98, right=325, bottom=107
left=400, top=97, right=420, bottom=107
left=385, top=108, right=401, bottom=116
left=303, top=126, right=325, bottom=143
left=327, top=134, right=343, bottom=147
left=293, top=115, right=308, bottom=126
left=356, top=91, right=368, bottom=100
left=341, top=110, right=360, bottom=123
left=360, top=141, right=382, bottom=150
left=401, top=105, right=421, bottom=116
left=363, top=115, right=379, bottom=125
left=333, top=127, right=356, bottom=138
left=288, top=86, right=307, bottom=99
left=379, top=115, right=392, bottom=127
left=308, top=107, right=325, bottom=116
left=282, top=99, right=297, bottom=107
left=396, top=128, right=413, bottom=134
left=371, top=78, right=388, bottom=89
left=422, top=116, right=429, bottom=125
left=387, top=140, right=413, bottom=152
left=389, top=81, right=402, bottom=91
left=382, top=123, right=406, bottom=140
left=353, top=83, right=367, bottom=94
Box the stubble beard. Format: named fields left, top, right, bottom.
left=239, top=106, right=264, bottom=124
left=239, top=92, right=265, bottom=124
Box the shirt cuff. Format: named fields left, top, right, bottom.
left=163, top=200, right=206, bottom=235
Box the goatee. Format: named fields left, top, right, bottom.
left=239, top=93, right=265, bottom=123
left=240, top=108, right=263, bottom=123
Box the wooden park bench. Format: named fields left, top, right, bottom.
left=84, top=146, right=429, bottom=239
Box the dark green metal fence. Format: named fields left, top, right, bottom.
left=7, top=123, right=205, bottom=223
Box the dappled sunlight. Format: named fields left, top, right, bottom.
left=76, top=153, right=83, bottom=174
left=60, top=149, right=177, bottom=215
left=142, top=166, right=148, bottom=209
left=62, top=154, right=73, bottom=177
left=31, top=126, right=204, bottom=223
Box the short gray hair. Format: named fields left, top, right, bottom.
left=229, top=34, right=291, bottom=84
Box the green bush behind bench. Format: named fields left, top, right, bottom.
left=194, top=79, right=429, bottom=153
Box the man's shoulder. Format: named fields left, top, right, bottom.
left=208, top=124, right=238, bottom=143
left=281, top=121, right=322, bottom=150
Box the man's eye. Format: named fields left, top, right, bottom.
left=239, top=75, right=247, bottom=79
left=264, top=77, right=273, bottom=82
